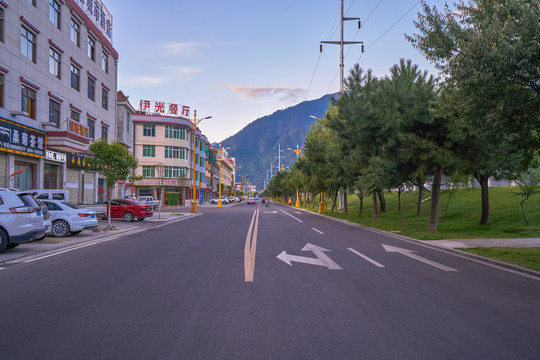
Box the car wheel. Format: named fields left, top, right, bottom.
left=70, top=230, right=83, bottom=235
left=0, top=229, right=7, bottom=253
left=137, top=217, right=145, bottom=221
left=52, top=220, right=70, bottom=237
left=124, top=212, right=135, bottom=222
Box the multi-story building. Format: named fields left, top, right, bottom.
left=115, top=90, right=135, bottom=198
left=0, top=0, right=118, bottom=204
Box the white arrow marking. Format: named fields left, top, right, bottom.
left=382, top=244, right=457, bottom=272
left=277, top=243, right=342, bottom=270
left=348, top=248, right=385, bottom=268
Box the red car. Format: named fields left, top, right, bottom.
left=102, top=199, right=153, bottom=222
left=247, top=197, right=256, bottom=205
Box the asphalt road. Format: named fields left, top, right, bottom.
left=1, top=201, right=539, bottom=359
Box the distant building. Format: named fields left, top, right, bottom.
left=0, top=0, right=118, bottom=204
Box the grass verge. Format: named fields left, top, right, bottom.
left=460, top=247, right=540, bottom=272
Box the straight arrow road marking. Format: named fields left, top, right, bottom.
left=244, top=208, right=260, bottom=282
left=348, top=248, right=385, bottom=268
left=382, top=244, right=458, bottom=272
left=277, top=243, right=342, bottom=270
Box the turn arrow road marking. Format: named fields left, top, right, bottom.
left=277, top=243, right=342, bottom=270
left=382, top=244, right=458, bottom=272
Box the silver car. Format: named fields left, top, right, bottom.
left=42, top=200, right=98, bottom=237
left=0, top=188, right=45, bottom=252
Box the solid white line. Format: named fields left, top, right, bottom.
left=348, top=248, right=386, bottom=268
left=279, top=209, right=303, bottom=223
left=312, top=228, right=324, bottom=235
left=244, top=208, right=260, bottom=282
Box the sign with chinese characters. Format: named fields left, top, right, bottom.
left=46, top=150, right=66, bottom=163
left=139, top=100, right=190, bottom=118
left=73, top=0, right=113, bottom=42
left=69, top=119, right=89, bottom=138
left=134, top=178, right=191, bottom=187
left=67, top=152, right=99, bottom=170
left=0, top=117, right=46, bottom=158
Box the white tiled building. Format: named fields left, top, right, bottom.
left=0, top=0, right=118, bottom=204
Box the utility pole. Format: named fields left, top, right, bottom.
left=320, top=0, right=363, bottom=212
left=320, top=0, right=364, bottom=93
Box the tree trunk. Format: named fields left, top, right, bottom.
left=378, top=190, right=386, bottom=212
left=331, top=189, right=339, bottom=212
left=357, top=193, right=364, bottom=218
left=478, top=174, right=490, bottom=225
left=343, top=188, right=348, bottom=215
left=428, top=167, right=443, bottom=232
left=417, top=181, right=424, bottom=215
left=398, top=188, right=402, bottom=227
left=372, top=192, right=379, bottom=220
left=311, top=193, right=316, bottom=208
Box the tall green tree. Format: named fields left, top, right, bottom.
left=407, top=0, right=540, bottom=224
left=87, top=140, right=139, bottom=228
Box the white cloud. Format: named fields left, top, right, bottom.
left=158, top=42, right=210, bottom=56
left=221, top=85, right=306, bottom=102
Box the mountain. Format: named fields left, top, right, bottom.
left=221, top=94, right=335, bottom=190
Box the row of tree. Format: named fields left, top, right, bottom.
left=263, top=0, right=539, bottom=232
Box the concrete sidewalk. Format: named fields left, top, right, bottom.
left=428, top=238, right=540, bottom=249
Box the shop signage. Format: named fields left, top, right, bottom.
left=68, top=119, right=89, bottom=138
left=0, top=117, right=46, bottom=158
left=73, top=0, right=113, bottom=42
left=46, top=150, right=66, bottom=163
left=134, top=178, right=192, bottom=187
left=138, top=100, right=190, bottom=118
left=67, top=152, right=99, bottom=170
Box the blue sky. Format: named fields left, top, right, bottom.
left=106, top=0, right=446, bottom=143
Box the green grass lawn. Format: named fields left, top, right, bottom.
left=301, top=186, right=540, bottom=240
left=297, top=186, right=540, bottom=271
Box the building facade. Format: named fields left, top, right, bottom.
left=0, top=0, right=118, bottom=204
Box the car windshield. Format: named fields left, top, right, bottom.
left=136, top=197, right=146, bottom=201
left=132, top=200, right=145, bottom=205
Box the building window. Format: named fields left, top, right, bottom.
left=180, top=167, right=187, bottom=177
left=88, top=37, right=95, bottom=61
left=28, top=0, right=36, bottom=6
left=0, top=74, right=3, bottom=108
left=87, top=118, right=95, bottom=140
left=21, top=85, right=36, bottom=119
left=142, top=166, right=155, bottom=177
left=49, top=0, right=61, bottom=29
left=71, top=64, right=80, bottom=91
left=101, top=87, right=108, bottom=110
left=87, top=77, right=95, bottom=101
left=165, top=146, right=180, bottom=159
left=70, top=109, right=80, bottom=122
left=1, top=8, right=4, bottom=43
left=165, top=166, right=180, bottom=178
left=126, top=113, right=131, bottom=133
left=143, top=124, right=155, bottom=137
left=142, top=145, right=155, bottom=157
left=165, top=126, right=180, bottom=139
left=70, top=19, right=80, bottom=46
left=101, top=52, right=108, bottom=73
left=49, top=99, right=60, bottom=126
left=21, top=26, right=36, bottom=63
left=179, top=147, right=186, bottom=159
left=49, top=48, right=61, bottom=79
left=101, top=125, right=108, bottom=141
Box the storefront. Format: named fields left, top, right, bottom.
left=66, top=152, right=103, bottom=204
left=44, top=150, right=66, bottom=189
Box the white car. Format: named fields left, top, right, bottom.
left=0, top=188, right=45, bottom=252
left=41, top=200, right=98, bottom=237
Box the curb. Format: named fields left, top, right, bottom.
left=277, top=203, right=540, bottom=279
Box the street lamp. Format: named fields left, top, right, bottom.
left=217, top=144, right=230, bottom=208
left=188, top=110, right=212, bottom=213
left=287, top=144, right=303, bottom=207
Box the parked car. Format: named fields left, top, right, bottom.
left=136, top=196, right=160, bottom=210
left=35, top=200, right=52, bottom=239
left=210, top=198, right=228, bottom=204
left=247, top=197, right=256, bottom=205
left=41, top=200, right=98, bottom=237
left=102, top=199, right=153, bottom=222
left=0, top=188, right=45, bottom=252
left=31, top=189, right=70, bottom=202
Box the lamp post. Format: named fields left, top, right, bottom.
left=288, top=144, right=302, bottom=207
left=188, top=110, right=212, bottom=213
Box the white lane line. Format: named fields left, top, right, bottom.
left=312, top=228, right=324, bottom=235
left=348, top=248, right=386, bottom=268
left=244, top=208, right=260, bottom=282
left=279, top=209, right=303, bottom=223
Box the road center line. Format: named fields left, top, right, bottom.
left=279, top=209, right=303, bottom=223
left=244, top=208, right=260, bottom=282
left=348, top=248, right=386, bottom=268
left=312, top=228, right=324, bottom=234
